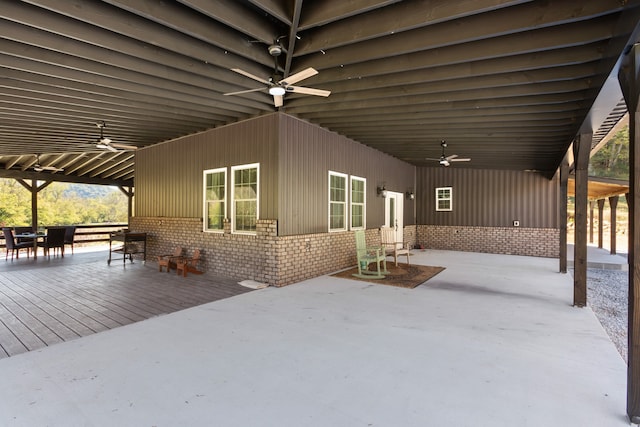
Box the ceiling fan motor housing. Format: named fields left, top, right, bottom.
left=268, top=44, right=282, bottom=56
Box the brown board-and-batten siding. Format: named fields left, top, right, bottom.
left=135, top=114, right=279, bottom=219
left=277, top=114, right=416, bottom=236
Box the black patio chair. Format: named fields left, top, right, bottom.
left=64, top=226, right=76, bottom=255
left=2, top=227, right=32, bottom=260
left=14, top=226, right=34, bottom=256
left=38, top=227, right=66, bottom=258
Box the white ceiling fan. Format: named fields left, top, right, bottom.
left=33, top=154, right=63, bottom=172
left=95, top=121, right=137, bottom=152
left=426, top=140, right=471, bottom=167
left=223, top=42, right=330, bottom=107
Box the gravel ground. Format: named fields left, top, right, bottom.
left=585, top=268, right=628, bottom=362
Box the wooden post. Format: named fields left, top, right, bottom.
left=598, top=199, right=605, bottom=249
left=118, top=186, right=134, bottom=224
left=573, top=133, right=591, bottom=307
left=609, top=195, right=619, bottom=255
left=559, top=154, right=569, bottom=273
left=16, top=179, right=51, bottom=231
left=589, top=200, right=595, bottom=244
left=619, top=42, right=640, bottom=423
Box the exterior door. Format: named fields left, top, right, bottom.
left=385, top=191, right=404, bottom=244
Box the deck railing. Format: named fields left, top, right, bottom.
left=1, top=223, right=128, bottom=250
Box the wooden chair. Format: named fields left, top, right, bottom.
left=176, top=249, right=203, bottom=277
left=380, top=226, right=410, bottom=266
left=157, top=247, right=183, bottom=272
left=353, top=230, right=387, bottom=279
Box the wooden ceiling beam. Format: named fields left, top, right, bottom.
left=296, top=0, right=528, bottom=52
left=293, top=1, right=623, bottom=68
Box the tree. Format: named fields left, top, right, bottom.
left=589, top=125, right=629, bottom=179
left=0, top=179, right=127, bottom=226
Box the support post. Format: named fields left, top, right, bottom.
left=619, top=42, right=640, bottom=423
left=609, top=195, right=619, bottom=255
left=589, top=200, right=595, bottom=244
left=598, top=199, right=605, bottom=249
left=559, top=154, right=569, bottom=273
left=573, top=133, right=592, bottom=307
left=118, top=186, right=134, bottom=224
left=16, top=179, right=51, bottom=231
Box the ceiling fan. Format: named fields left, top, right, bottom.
left=33, top=154, right=63, bottom=172
left=95, top=122, right=137, bottom=152
left=426, top=140, right=471, bottom=167
left=223, top=42, right=330, bottom=107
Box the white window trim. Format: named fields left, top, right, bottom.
left=203, top=167, right=226, bottom=233
left=231, top=163, right=260, bottom=235
left=435, top=186, right=453, bottom=211
left=328, top=171, right=348, bottom=232
left=350, top=175, right=366, bottom=230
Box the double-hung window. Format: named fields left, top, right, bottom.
left=436, top=186, right=453, bottom=211
left=232, top=163, right=259, bottom=233
left=329, top=171, right=348, bottom=232
left=203, top=168, right=226, bottom=232
left=350, top=176, right=366, bottom=230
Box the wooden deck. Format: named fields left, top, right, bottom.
left=0, top=248, right=253, bottom=359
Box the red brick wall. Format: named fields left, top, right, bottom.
left=417, top=225, right=559, bottom=257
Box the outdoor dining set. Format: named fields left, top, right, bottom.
left=2, top=226, right=76, bottom=260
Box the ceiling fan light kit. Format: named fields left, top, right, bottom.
left=269, top=86, right=286, bottom=96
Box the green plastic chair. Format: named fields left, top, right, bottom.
left=353, top=230, right=387, bottom=279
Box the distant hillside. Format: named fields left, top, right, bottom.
left=63, top=184, right=119, bottom=199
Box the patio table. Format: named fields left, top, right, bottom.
left=15, top=232, right=46, bottom=260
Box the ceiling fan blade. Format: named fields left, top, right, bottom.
left=97, top=142, right=119, bottom=152
left=280, top=67, right=318, bottom=85
left=231, top=68, right=271, bottom=85
left=450, top=158, right=471, bottom=162
left=224, top=87, right=265, bottom=96
left=42, top=165, right=63, bottom=171
left=425, top=157, right=442, bottom=161
left=273, top=94, right=283, bottom=107
left=446, top=154, right=458, bottom=161
left=287, top=85, right=331, bottom=97
left=110, top=142, right=138, bottom=151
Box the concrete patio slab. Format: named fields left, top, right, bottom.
left=0, top=250, right=628, bottom=426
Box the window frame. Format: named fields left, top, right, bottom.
left=350, top=175, right=366, bottom=230
left=203, top=167, right=227, bottom=233
left=231, top=163, right=260, bottom=235
left=328, top=171, right=348, bottom=232
left=435, top=186, right=453, bottom=211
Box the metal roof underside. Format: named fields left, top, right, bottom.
left=2, top=0, right=640, bottom=186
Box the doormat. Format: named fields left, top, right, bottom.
left=331, top=263, right=445, bottom=289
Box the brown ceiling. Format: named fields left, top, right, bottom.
left=1, top=0, right=640, bottom=186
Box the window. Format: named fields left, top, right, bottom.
left=203, top=168, right=226, bottom=232
left=329, top=171, right=347, bottom=231
left=436, top=187, right=452, bottom=211
left=350, top=176, right=366, bottom=230
left=231, top=163, right=259, bottom=234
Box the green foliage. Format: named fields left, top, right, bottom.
left=589, top=125, right=629, bottom=179
left=0, top=179, right=127, bottom=227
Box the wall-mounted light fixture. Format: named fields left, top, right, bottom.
left=406, top=191, right=415, bottom=200
left=377, top=186, right=387, bottom=198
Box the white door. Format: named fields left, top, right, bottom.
left=385, top=191, right=404, bottom=244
